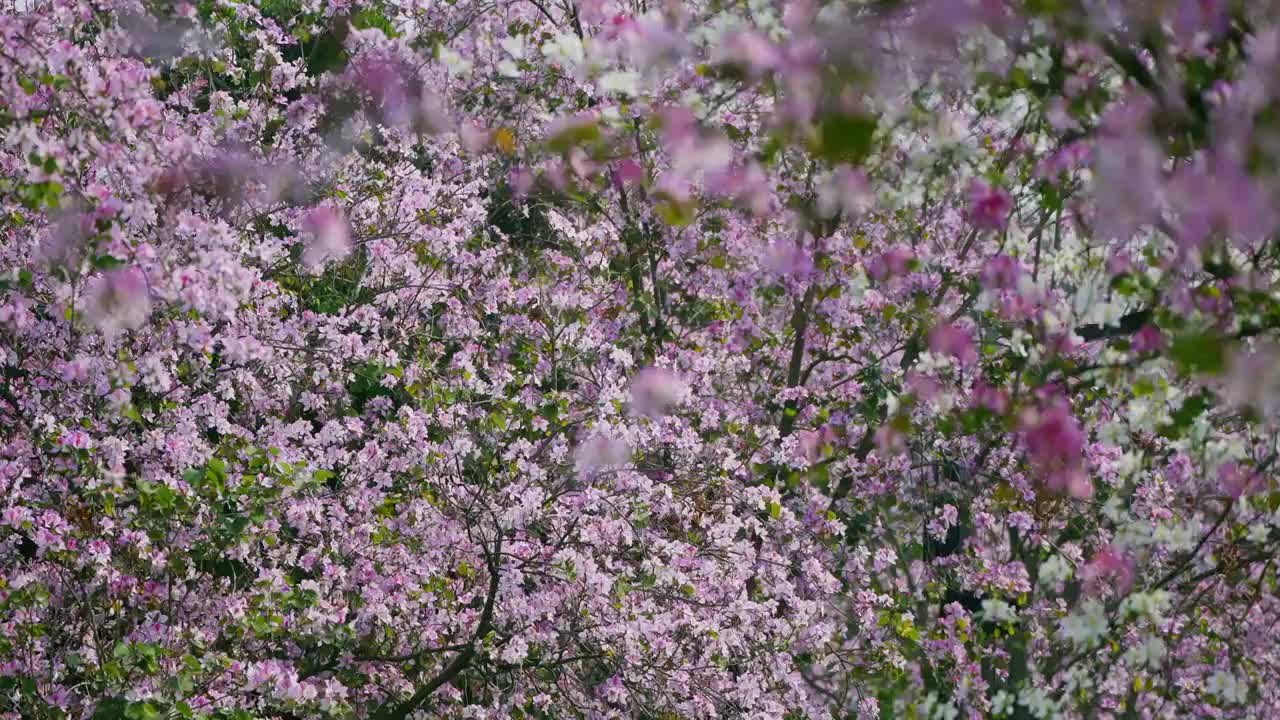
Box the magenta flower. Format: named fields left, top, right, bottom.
left=928, top=323, right=977, bottom=365
left=1130, top=324, right=1165, bottom=353
left=971, top=381, right=1009, bottom=414
left=1082, top=546, right=1135, bottom=595
left=864, top=245, right=914, bottom=282
left=1022, top=397, right=1091, bottom=499
left=613, top=158, right=644, bottom=186
left=967, top=179, right=1013, bottom=232
left=979, top=254, right=1021, bottom=291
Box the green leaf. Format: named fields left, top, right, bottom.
left=656, top=200, right=694, bottom=227
left=813, top=114, right=877, bottom=165
left=1158, top=391, right=1211, bottom=438
left=1170, top=332, right=1226, bottom=375
left=92, top=698, right=128, bottom=720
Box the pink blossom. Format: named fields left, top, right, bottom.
left=1130, top=324, right=1165, bottom=353
left=817, top=166, right=872, bottom=218
left=629, top=368, right=686, bottom=418
left=971, top=382, right=1009, bottom=414
left=761, top=241, right=814, bottom=279
left=967, top=179, right=1013, bottom=232
left=979, top=254, right=1021, bottom=290
left=301, top=207, right=351, bottom=270
left=508, top=166, right=535, bottom=197
left=459, top=122, right=491, bottom=152
left=575, top=434, right=631, bottom=476
left=83, top=266, right=151, bottom=338
left=718, top=30, right=783, bottom=75
left=1217, top=463, right=1261, bottom=499
left=613, top=158, right=644, bottom=186
left=928, top=323, right=977, bottom=365
left=1082, top=546, right=1135, bottom=595
left=39, top=211, right=95, bottom=267
left=796, top=426, right=834, bottom=463
left=864, top=245, right=915, bottom=282
left=1022, top=397, right=1091, bottom=499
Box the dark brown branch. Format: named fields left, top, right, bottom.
left=371, top=532, right=503, bottom=720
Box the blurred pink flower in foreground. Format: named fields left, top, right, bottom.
left=1022, top=396, right=1091, bottom=499
left=929, top=323, right=977, bottom=365
left=1223, top=342, right=1280, bottom=418
left=967, top=179, right=1013, bottom=232
left=864, top=245, right=914, bottom=282
left=1082, top=545, right=1135, bottom=595
left=301, top=207, right=351, bottom=271
left=83, top=267, right=151, bottom=338
left=1217, top=462, right=1261, bottom=499
left=575, top=434, right=631, bottom=478
left=761, top=241, right=814, bottom=280
left=1130, top=324, right=1165, bottom=353
left=630, top=367, right=687, bottom=418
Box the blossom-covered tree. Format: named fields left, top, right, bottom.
left=2, top=0, right=1280, bottom=719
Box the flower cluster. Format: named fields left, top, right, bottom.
left=2, top=1, right=1280, bottom=719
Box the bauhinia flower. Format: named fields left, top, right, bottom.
left=629, top=367, right=687, bottom=418
left=82, top=266, right=151, bottom=338
left=301, top=207, right=351, bottom=271
left=967, top=178, right=1013, bottom=232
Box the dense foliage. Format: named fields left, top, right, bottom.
left=2, top=0, right=1280, bottom=718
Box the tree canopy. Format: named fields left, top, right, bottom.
left=2, top=0, right=1280, bottom=718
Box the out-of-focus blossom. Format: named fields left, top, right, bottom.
left=1081, top=545, right=1135, bottom=595
left=717, top=30, right=783, bottom=76
left=1023, top=396, right=1091, bottom=499
left=817, top=166, right=872, bottom=218
left=614, top=158, right=644, bottom=186
left=1130, top=325, right=1165, bottom=353
left=1223, top=343, right=1280, bottom=418
left=84, top=267, right=151, bottom=338
left=301, top=207, right=351, bottom=271
left=796, top=426, right=835, bottom=463
left=1173, top=0, right=1228, bottom=44
left=508, top=166, right=535, bottom=197
left=864, top=245, right=914, bottom=282
left=972, top=381, right=1009, bottom=414
left=630, top=368, right=686, bottom=418
left=1217, top=462, right=1261, bottom=499
left=575, top=434, right=631, bottom=477
left=1167, top=154, right=1275, bottom=253
left=761, top=241, right=814, bottom=280
left=1093, top=95, right=1162, bottom=243
left=38, top=211, right=95, bottom=268
left=979, top=254, right=1022, bottom=290
left=459, top=122, right=491, bottom=153
left=929, top=323, right=977, bottom=365
left=967, top=179, right=1013, bottom=232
